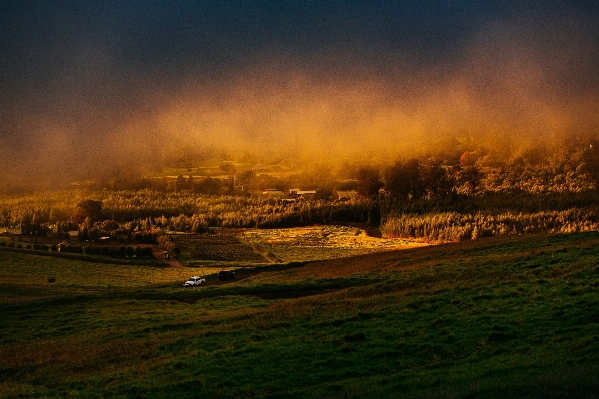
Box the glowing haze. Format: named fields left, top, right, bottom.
left=1, top=1, right=598, bottom=189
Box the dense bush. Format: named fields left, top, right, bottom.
left=133, top=231, right=156, bottom=243
left=157, top=234, right=179, bottom=254
left=381, top=208, right=599, bottom=241
left=81, top=245, right=153, bottom=258
left=58, top=244, right=83, bottom=253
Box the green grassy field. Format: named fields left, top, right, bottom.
left=1, top=231, right=599, bottom=398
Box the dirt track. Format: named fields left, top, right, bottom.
left=153, top=248, right=184, bottom=268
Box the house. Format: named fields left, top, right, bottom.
left=297, top=190, right=317, bottom=199
left=288, top=189, right=317, bottom=200
left=333, top=190, right=358, bottom=202
left=262, top=189, right=285, bottom=197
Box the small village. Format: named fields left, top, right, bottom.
left=261, top=188, right=357, bottom=202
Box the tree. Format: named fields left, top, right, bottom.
left=459, top=165, right=482, bottom=195
left=422, top=159, right=455, bottom=198
left=385, top=159, right=425, bottom=199
left=356, top=167, right=383, bottom=197
left=236, top=170, right=257, bottom=190
left=579, top=138, right=599, bottom=184
left=75, top=200, right=103, bottom=223
left=197, top=177, right=222, bottom=195
left=175, top=175, right=187, bottom=191
left=220, top=163, right=236, bottom=175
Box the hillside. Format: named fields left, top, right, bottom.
left=1, top=232, right=599, bottom=398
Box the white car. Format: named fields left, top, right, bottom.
left=183, top=276, right=205, bottom=287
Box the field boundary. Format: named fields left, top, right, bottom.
left=0, top=246, right=166, bottom=267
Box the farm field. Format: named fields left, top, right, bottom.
left=171, top=225, right=428, bottom=267
left=173, top=233, right=269, bottom=266
left=242, top=225, right=429, bottom=263
left=1, top=231, right=599, bottom=397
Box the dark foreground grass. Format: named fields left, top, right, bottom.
left=1, top=232, right=599, bottom=398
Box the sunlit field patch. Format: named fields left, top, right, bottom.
left=242, top=225, right=428, bottom=262
left=173, top=233, right=268, bottom=267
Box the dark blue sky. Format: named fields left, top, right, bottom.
left=4, top=1, right=589, bottom=82
left=1, top=0, right=598, bottom=187
left=2, top=1, right=594, bottom=96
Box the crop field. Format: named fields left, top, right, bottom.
left=242, top=225, right=429, bottom=263
left=172, top=225, right=427, bottom=267
left=2, top=230, right=599, bottom=398
left=183, top=234, right=267, bottom=263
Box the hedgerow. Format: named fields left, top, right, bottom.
left=380, top=207, right=599, bottom=241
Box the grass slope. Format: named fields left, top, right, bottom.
left=1, top=232, right=599, bottom=398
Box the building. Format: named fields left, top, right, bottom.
left=262, top=189, right=285, bottom=197
left=289, top=189, right=317, bottom=200
left=333, top=190, right=358, bottom=202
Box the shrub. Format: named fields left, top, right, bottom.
left=136, top=246, right=153, bottom=258
left=134, top=232, right=156, bottom=243
left=84, top=246, right=104, bottom=255
left=157, top=234, right=179, bottom=254
left=108, top=247, right=119, bottom=258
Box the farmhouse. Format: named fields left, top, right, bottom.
left=262, top=189, right=285, bottom=198
left=289, top=189, right=317, bottom=200
left=333, top=190, right=358, bottom=202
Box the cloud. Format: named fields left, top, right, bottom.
left=1, top=1, right=598, bottom=189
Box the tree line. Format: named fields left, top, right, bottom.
left=3, top=138, right=599, bottom=241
